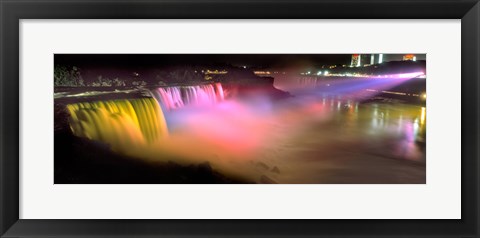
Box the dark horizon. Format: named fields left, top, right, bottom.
left=54, top=54, right=426, bottom=70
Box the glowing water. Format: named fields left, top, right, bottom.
left=150, top=83, right=225, bottom=111
left=62, top=80, right=425, bottom=183
left=65, top=83, right=226, bottom=159
left=274, top=72, right=424, bottom=97
left=66, top=98, right=168, bottom=151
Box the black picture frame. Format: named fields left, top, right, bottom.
left=1, top=0, right=479, bottom=237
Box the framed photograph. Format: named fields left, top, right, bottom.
left=1, top=0, right=479, bottom=237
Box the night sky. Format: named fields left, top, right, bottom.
left=54, top=54, right=425, bottom=70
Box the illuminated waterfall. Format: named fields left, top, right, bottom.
left=150, top=83, right=225, bottom=111
left=298, top=77, right=320, bottom=88
left=66, top=98, right=168, bottom=151
left=65, top=83, right=225, bottom=151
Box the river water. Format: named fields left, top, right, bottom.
left=256, top=96, right=426, bottom=184
left=58, top=85, right=426, bottom=184
left=155, top=94, right=426, bottom=184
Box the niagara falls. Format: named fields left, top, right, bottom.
left=54, top=54, right=426, bottom=184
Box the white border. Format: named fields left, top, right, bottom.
left=20, top=20, right=461, bottom=219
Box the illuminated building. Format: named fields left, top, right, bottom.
left=350, top=54, right=361, bottom=67
left=352, top=54, right=381, bottom=67
left=378, top=54, right=383, bottom=64
left=362, top=54, right=385, bottom=65
left=403, top=54, right=416, bottom=61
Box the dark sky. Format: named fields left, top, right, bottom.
left=55, top=54, right=351, bottom=69
left=54, top=54, right=425, bottom=70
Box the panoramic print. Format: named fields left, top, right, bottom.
left=54, top=54, right=426, bottom=184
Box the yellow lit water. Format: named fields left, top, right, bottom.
left=66, top=98, right=168, bottom=152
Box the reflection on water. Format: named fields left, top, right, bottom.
left=64, top=92, right=426, bottom=184
left=269, top=96, right=426, bottom=184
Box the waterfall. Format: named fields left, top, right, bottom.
left=66, top=98, right=168, bottom=151
left=65, top=83, right=226, bottom=151
left=150, top=82, right=225, bottom=111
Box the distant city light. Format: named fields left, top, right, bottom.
left=253, top=71, right=271, bottom=76
left=378, top=54, right=383, bottom=64
left=317, top=71, right=322, bottom=75
left=205, top=69, right=228, bottom=75
left=321, top=71, right=424, bottom=78
left=403, top=54, right=416, bottom=61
